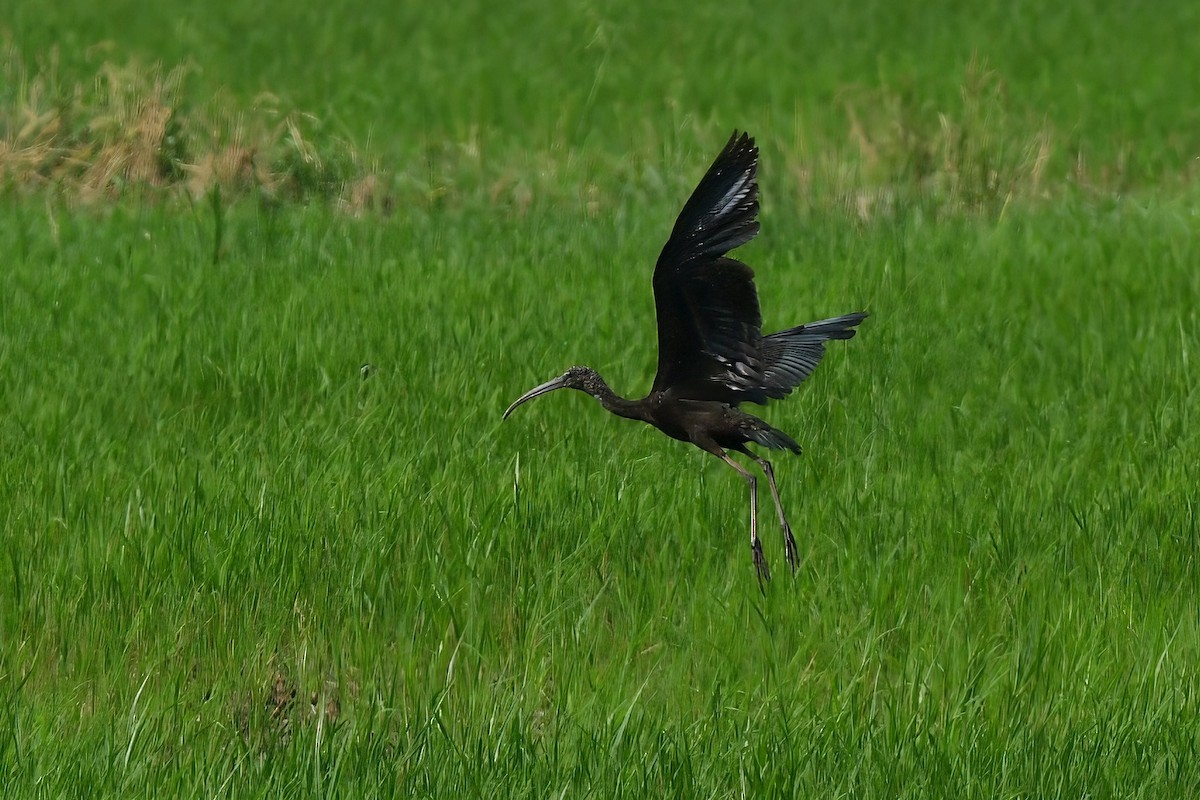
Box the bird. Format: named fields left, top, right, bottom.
left=503, top=131, right=867, bottom=585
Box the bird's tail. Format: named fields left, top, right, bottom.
left=748, top=424, right=803, bottom=455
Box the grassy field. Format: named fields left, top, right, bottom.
left=3, top=0, right=1200, bottom=796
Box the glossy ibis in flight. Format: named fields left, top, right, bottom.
left=503, top=131, right=867, bottom=585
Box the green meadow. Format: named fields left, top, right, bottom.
left=3, top=0, right=1199, bottom=796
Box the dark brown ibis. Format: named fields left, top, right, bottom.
left=503, top=131, right=868, bottom=585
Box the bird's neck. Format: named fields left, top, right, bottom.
left=584, top=374, right=648, bottom=422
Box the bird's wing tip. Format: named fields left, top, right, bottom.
left=728, top=129, right=756, bottom=157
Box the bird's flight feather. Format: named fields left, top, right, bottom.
left=651, top=132, right=866, bottom=405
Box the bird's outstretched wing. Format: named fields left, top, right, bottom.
left=650, top=132, right=868, bottom=405
left=756, top=312, right=869, bottom=400
left=651, top=131, right=766, bottom=402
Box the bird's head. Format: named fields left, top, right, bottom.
left=503, top=366, right=601, bottom=419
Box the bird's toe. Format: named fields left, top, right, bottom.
left=752, top=539, right=771, bottom=587
left=784, top=525, right=799, bottom=574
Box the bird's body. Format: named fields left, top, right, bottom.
left=504, top=131, right=868, bottom=584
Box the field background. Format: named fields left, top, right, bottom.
left=3, top=0, right=1199, bottom=796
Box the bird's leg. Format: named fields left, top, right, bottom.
left=749, top=454, right=798, bottom=574
left=718, top=452, right=769, bottom=587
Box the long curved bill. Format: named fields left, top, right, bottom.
left=503, top=375, right=569, bottom=419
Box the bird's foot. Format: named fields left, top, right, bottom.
left=752, top=538, right=771, bottom=590
left=783, top=523, right=799, bottom=575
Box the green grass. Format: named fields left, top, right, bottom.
left=3, top=0, right=1200, bottom=796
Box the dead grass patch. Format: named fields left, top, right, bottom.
left=233, top=668, right=342, bottom=751
left=2, top=44, right=1185, bottom=220
left=1, top=40, right=379, bottom=207
left=809, top=57, right=1058, bottom=219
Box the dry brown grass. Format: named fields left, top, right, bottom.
left=1, top=45, right=1170, bottom=220
left=233, top=669, right=342, bottom=751
left=0, top=41, right=377, bottom=208
left=802, top=57, right=1060, bottom=220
